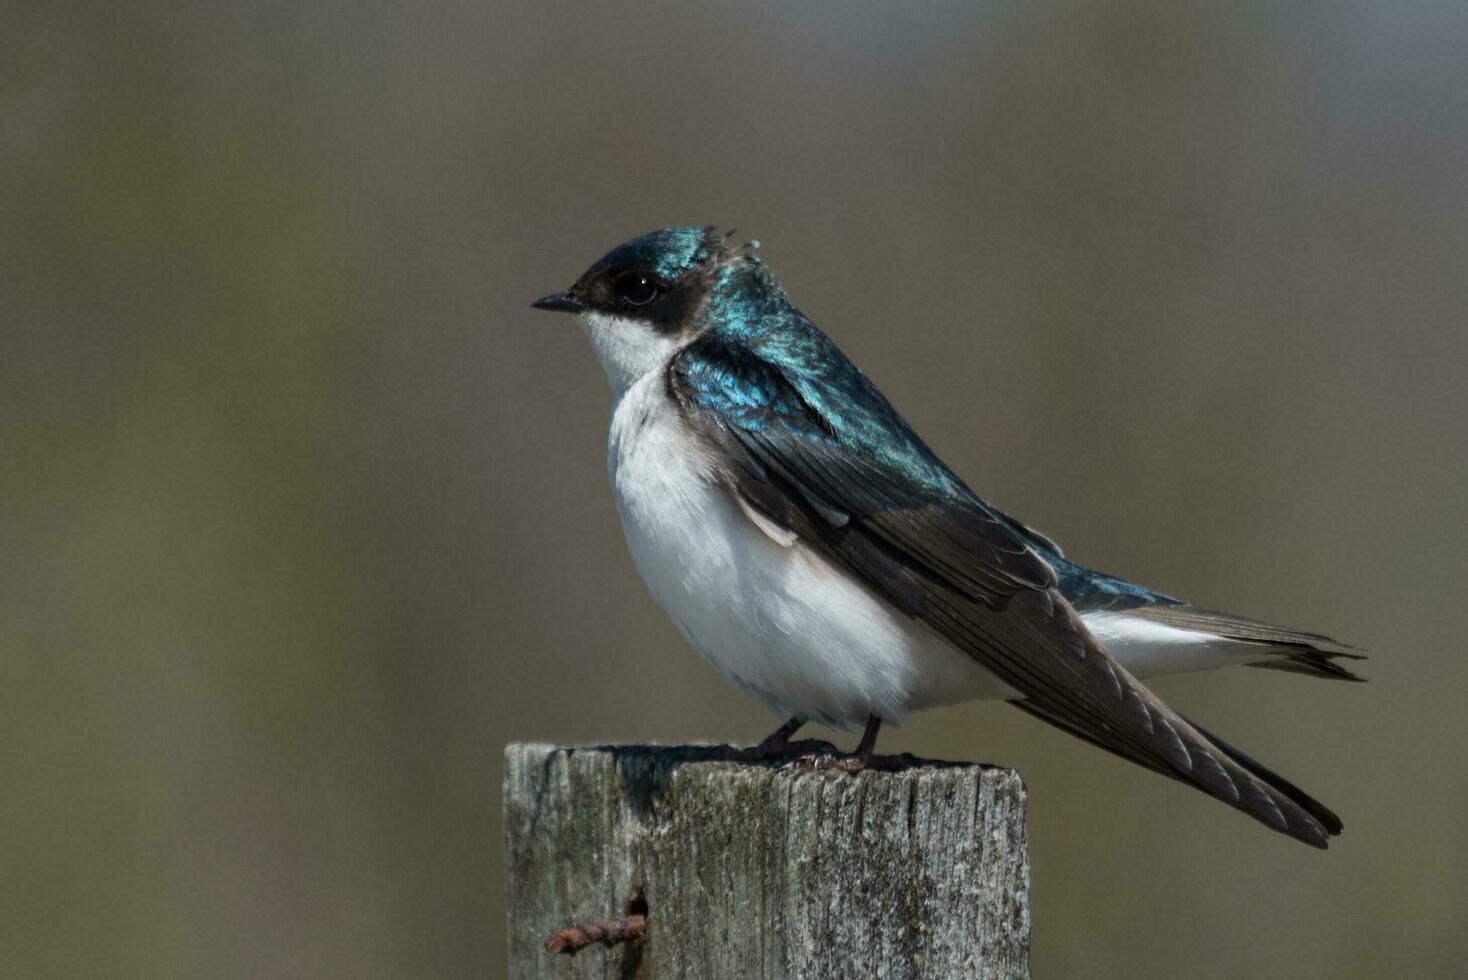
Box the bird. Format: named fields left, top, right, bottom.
left=530, top=226, right=1363, bottom=848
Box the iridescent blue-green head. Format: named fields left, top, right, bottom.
left=531, top=226, right=778, bottom=391
left=531, top=226, right=745, bottom=327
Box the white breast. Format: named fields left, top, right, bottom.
left=605, top=365, right=1015, bottom=728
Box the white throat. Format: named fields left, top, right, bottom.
left=577, top=311, right=685, bottom=398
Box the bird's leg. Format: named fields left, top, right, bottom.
left=779, top=714, right=895, bottom=773
left=832, top=715, right=883, bottom=773
left=855, top=714, right=882, bottom=756
left=756, top=716, right=804, bottom=752
left=751, top=717, right=838, bottom=758
left=736, top=714, right=913, bottom=772
left=722, top=717, right=834, bottom=763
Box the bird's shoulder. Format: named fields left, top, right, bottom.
left=669, top=309, right=967, bottom=501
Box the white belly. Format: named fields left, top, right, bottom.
left=606, top=370, right=1014, bottom=728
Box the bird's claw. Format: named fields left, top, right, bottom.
left=779, top=752, right=870, bottom=774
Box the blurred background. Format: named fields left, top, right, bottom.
left=4, top=1, right=1466, bottom=976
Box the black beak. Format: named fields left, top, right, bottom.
left=530, top=291, right=586, bottom=313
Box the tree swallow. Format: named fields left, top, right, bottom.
left=531, top=226, right=1362, bottom=848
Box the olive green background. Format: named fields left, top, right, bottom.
left=4, top=2, right=1465, bottom=977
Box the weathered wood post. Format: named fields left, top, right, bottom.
left=504, top=743, right=1030, bottom=979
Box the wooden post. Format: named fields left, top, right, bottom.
left=504, top=743, right=1030, bottom=979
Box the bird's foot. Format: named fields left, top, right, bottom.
left=724, top=738, right=838, bottom=764
left=778, top=751, right=857, bottom=773
left=716, top=717, right=836, bottom=763
left=722, top=714, right=915, bottom=772
left=777, top=750, right=917, bottom=774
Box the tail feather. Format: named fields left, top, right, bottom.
left=1010, top=699, right=1343, bottom=846
left=1177, top=713, right=1343, bottom=835
left=1248, top=650, right=1366, bottom=682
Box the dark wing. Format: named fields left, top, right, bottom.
left=669, top=328, right=1340, bottom=847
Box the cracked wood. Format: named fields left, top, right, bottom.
left=503, top=743, right=1031, bottom=979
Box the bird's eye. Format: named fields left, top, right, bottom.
left=614, top=272, right=661, bottom=306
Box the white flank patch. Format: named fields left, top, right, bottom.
left=1080, top=610, right=1276, bottom=678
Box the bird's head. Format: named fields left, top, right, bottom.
left=532, top=226, right=774, bottom=393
